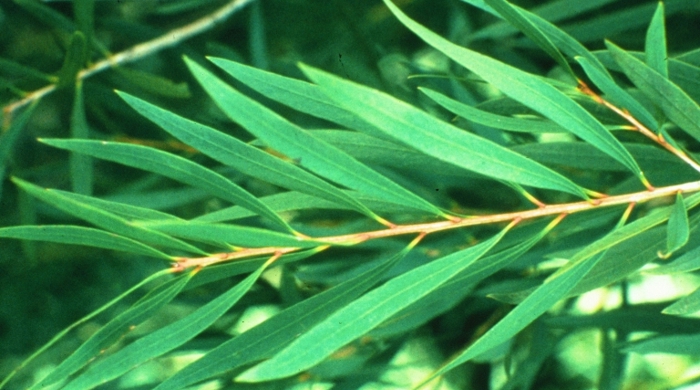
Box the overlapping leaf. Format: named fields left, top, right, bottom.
left=187, top=57, right=445, bottom=217
left=61, top=261, right=270, bottom=390
left=301, top=65, right=588, bottom=198
left=12, top=177, right=205, bottom=255
left=237, top=225, right=511, bottom=382
left=382, top=0, right=647, bottom=186
left=154, top=238, right=417, bottom=390
left=41, top=138, right=294, bottom=233
left=607, top=41, right=700, bottom=143
left=117, top=91, right=388, bottom=222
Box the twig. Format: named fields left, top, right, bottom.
left=2, top=0, right=256, bottom=123
left=174, top=179, right=700, bottom=270
left=578, top=81, right=700, bottom=174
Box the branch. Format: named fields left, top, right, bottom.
left=173, top=179, right=700, bottom=270
left=2, top=0, right=256, bottom=123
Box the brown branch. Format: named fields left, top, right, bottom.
left=2, top=0, right=255, bottom=123
left=174, top=179, right=700, bottom=270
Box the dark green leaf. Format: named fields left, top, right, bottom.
left=69, top=82, right=93, bottom=195
left=57, top=31, right=87, bottom=88
left=664, top=192, right=689, bottom=257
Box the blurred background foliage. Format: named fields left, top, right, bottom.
left=2, top=0, right=700, bottom=389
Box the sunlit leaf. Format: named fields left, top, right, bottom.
left=301, top=65, right=588, bottom=198
left=237, top=225, right=511, bottom=382
left=189, top=57, right=444, bottom=218
left=382, top=0, right=647, bottom=186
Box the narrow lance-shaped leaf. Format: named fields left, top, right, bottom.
left=237, top=224, right=513, bottom=382
left=154, top=237, right=418, bottom=390
left=62, top=260, right=272, bottom=390
left=483, top=0, right=574, bottom=79
left=420, top=88, right=568, bottom=133
left=32, top=273, right=193, bottom=390
left=189, top=57, right=444, bottom=217
left=575, top=56, right=659, bottom=132
left=12, top=177, right=206, bottom=255
left=41, top=138, right=295, bottom=234
left=645, top=2, right=668, bottom=78
left=207, top=57, right=387, bottom=139
left=301, top=64, right=588, bottom=199
left=0, top=226, right=171, bottom=260
left=663, top=192, right=689, bottom=258
left=140, top=220, right=323, bottom=249
left=0, top=269, right=173, bottom=390
left=117, top=90, right=388, bottom=224
left=606, top=41, right=700, bottom=143
left=69, top=81, right=93, bottom=196
left=383, top=0, right=647, bottom=187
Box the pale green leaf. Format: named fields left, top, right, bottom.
left=623, top=334, right=700, bottom=354
left=382, top=0, right=646, bottom=185
left=188, top=57, right=444, bottom=217
left=236, top=225, right=511, bottom=382
left=0, top=225, right=171, bottom=260
left=606, top=41, right=700, bottom=143
left=62, top=262, right=269, bottom=390
left=301, top=65, right=588, bottom=198
left=41, top=138, right=294, bottom=234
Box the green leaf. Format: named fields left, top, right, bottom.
left=40, top=138, right=295, bottom=234
left=189, top=57, right=444, bottom=218
left=0, top=270, right=173, bottom=390
left=32, top=273, right=192, bottom=389
left=0, top=58, right=55, bottom=82
left=623, top=334, right=700, bottom=355
left=301, top=64, right=588, bottom=198
left=139, top=220, right=323, bottom=248
left=70, top=82, right=93, bottom=195
left=575, top=56, right=659, bottom=132
left=115, top=67, right=191, bottom=99
left=73, top=0, right=94, bottom=51
left=237, top=225, right=511, bottom=382
left=117, top=90, right=386, bottom=223
left=420, top=88, right=568, bottom=133
left=0, top=225, right=171, bottom=260
left=606, top=41, right=700, bottom=143
left=207, top=56, right=386, bottom=139
left=664, top=192, right=689, bottom=257
left=483, top=0, right=574, bottom=78
left=0, top=102, right=38, bottom=199
left=56, top=31, right=87, bottom=88
left=13, top=0, right=76, bottom=32
left=12, top=177, right=206, bottom=255
left=51, top=190, right=184, bottom=223
left=645, top=2, right=668, bottom=78
left=382, top=0, right=647, bottom=187
left=663, top=286, right=700, bottom=316
left=645, top=245, right=700, bottom=275
left=154, top=239, right=415, bottom=390
left=62, top=262, right=270, bottom=390
left=423, top=249, right=608, bottom=384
